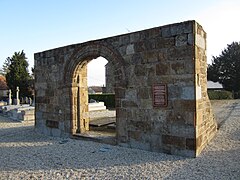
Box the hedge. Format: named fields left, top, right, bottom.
left=207, top=90, right=233, bottom=100
left=89, top=94, right=115, bottom=108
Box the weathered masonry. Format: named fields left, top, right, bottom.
left=34, top=20, right=217, bottom=157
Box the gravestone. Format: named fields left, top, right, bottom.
left=29, top=97, right=32, bottom=105
left=16, top=87, right=20, bottom=105
left=25, top=97, right=29, bottom=104
left=8, top=90, right=12, bottom=105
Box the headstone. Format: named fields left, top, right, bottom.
left=25, top=97, right=29, bottom=104
left=21, top=97, right=24, bottom=104
left=16, top=86, right=20, bottom=105
left=89, top=99, right=97, bottom=103
left=8, top=89, right=12, bottom=105
left=29, top=97, right=32, bottom=105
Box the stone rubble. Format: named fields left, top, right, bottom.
left=0, top=100, right=239, bottom=179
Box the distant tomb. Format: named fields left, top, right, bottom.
left=89, top=101, right=106, bottom=111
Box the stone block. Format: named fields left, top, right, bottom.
left=122, top=100, right=138, bottom=108
left=171, top=62, right=185, bottom=74
left=150, top=134, right=162, bottom=152
left=196, top=135, right=203, bottom=148
left=118, top=46, right=126, bottom=56
left=186, top=138, right=196, bottom=150
left=185, top=60, right=194, bottom=74
left=35, top=119, right=44, bottom=130
left=169, top=124, right=195, bottom=138
left=51, top=128, right=61, bottom=137
left=196, top=34, right=206, bottom=49
left=172, top=100, right=196, bottom=112
left=125, top=89, right=137, bottom=101
left=162, top=135, right=185, bottom=148
left=155, top=37, right=175, bottom=49
left=161, top=26, right=171, bottom=37
left=166, top=111, right=185, bottom=125
left=171, top=22, right=193, bottom=36
left=181, top=86, right=195, bottom=100
left=119, top=35, right=130, bottom=46
left=43, top=127, right=51, bottom=136
left=134, top=65, right=147, bottom=76
left=130, top=139, right=150, bottom=151
left=134, top=41, right=145, bottom=52
left=175, top=34, right=188, bottom=46
left=156, top=62, right=170, bottom=75
left=167, top=46, right=193, bottom=61
left=116, top=108, right=129, bottom=119
left=115, top=88, right=125, bottom=98
left=137, top=87, right=150, bottom=99
left=115, top=99, right=122, bottom=108
left=129, top=120, right=152, bottom=132
left=58, top=121, right=65, bottom=131
left=171, top=148, right=195, bottom=157
left=128, top=130, right=142, bottom=141
left=143, top=51, right=158, bottom=63
left=187, top=33, right=194, bottom=45
left=131, top=53, right=143, bottom=64
left=168, top=85, right=181, bottom=100
left=126, top=44, right=135, bottom=55
left=184, top=112, right=195, bottom=125
left=130, top=32, right=140, bottom=43
left=158, top=51, right=166, bottom=61
left=147, top=27, right=161, bottom=38
left=46, top=120, right=59, bottom=129
left=140, top=99, right=152, bottom=109
left=117, top=128, right=128, bottom=143
left=36, top=89, right=45, bottom=97
left=152, top=121, right=167, bottom=135
left=36, top=111, right=43, bottom=119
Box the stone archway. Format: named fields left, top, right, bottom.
left=63, top=41, right=126, bottom=136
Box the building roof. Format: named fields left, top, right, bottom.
left=0, top=75, right=8, bottom=90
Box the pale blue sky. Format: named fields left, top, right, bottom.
left=0, top=0, right=240, bottom=85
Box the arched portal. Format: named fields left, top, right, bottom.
left=64, top=42, right=126, bottom=137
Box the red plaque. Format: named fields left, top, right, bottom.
left=153, top=84, right=167, bottom=107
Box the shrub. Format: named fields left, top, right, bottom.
left=89, top=94, right=115, bottom=108
left=207, top=90, right=233, bottom=100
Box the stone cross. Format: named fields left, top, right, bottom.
left=8, top=89, right=12, bottom=105
left=16, top=86, right=20, bottom=105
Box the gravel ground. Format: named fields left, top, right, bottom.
left=0, top=100, right=239, bottom=179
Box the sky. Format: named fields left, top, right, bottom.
left=0, top=0, right=240, bottom=86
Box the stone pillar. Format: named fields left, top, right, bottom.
left=16, top=86, right=20, bottom=105
left=8, top=89, right=12, bottom=105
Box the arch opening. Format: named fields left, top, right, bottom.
left=70, top=51, right=121, bottom=144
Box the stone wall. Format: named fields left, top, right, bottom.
left=105, top=62, right=115, bottom=93
left=34, top=20, right=217, bottom=157
left=194, top=24, right=217, bottom=155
